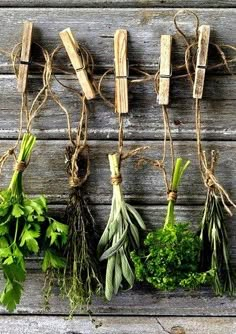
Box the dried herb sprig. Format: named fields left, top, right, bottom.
left=98, top=153, right=146, bottom=301
left=60, top=145, right=103, bottom=317
left=131, top=158, right=212, bottom=291
left=0, top=133, right=68, bottom=312
left=199, top=152, right=235, bottom=295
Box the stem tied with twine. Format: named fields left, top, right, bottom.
left=173, top=9, right=236, bottom=295
left=46, top=45, right=103, bottom=321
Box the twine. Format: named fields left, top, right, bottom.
left=167, top=191, right=178, bottom=202
left=0, top=41, right=52, bottom=176
left=14, top=161, right=27, bottom=172
left=111, top=174, right=122, bottom=185
left=46, top=44, right=96, bottom=188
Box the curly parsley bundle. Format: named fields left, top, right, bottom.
left=131, top=158, right=212, bottom=291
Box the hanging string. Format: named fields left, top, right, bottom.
left=46, top=44, right=94, bottom=188
left=172, top=9, right=236, bottom=215
left=195, top=98, right=236, bottom=215
left=0, top=42, right=52, bottom=176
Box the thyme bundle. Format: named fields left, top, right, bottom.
left=98, top=153, right=146, bottom=301
left=47, top=45, right=102, bottom=316
left=60, top=145, right=102, bottom=317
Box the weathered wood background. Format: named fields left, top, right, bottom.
left=0, top=1, right=236, bottom=333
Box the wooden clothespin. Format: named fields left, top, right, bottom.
left=17, top=21, right=33, bottom=93
left=59, top=28, right=95, bottom=100
left=158, top=35, right=172, bottom=106
left=114, top=29, right=128, bottom=113
left=193, top=25, right=210, bottom=99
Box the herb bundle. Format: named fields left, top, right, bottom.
left=48, top=46, right=102, bottom=317
left=60, top=144, right=102, bottom=316
left=98, top=152, right=146, bottom=301
left=0, top=133, right=68, bottom=311
left=0, top=41, right=68, bottom=311
left=198, top=151, right=235, bottom=295
left=131, top=158, right=211, bottom=291
left=173, top=10, right=236, bottom=295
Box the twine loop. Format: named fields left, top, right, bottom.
left=111, top=174, right=122, bottom=185
left=15, top=160, right=27, bottom=172
left=167, top=191, right=178, bottom=202
left=66, top=145, right=90, bottom=189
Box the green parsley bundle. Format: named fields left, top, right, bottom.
left=0, top=41, right=68, bottom=312
left=0, top=133, right=68, bottom=311
left=131, top=158, right=211, bottom=291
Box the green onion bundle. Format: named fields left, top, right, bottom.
left=0, top=133, right=68, bottom=311
left=98, top=153, right=146, bottom=301
left=131, top=158, right=212, bottom=291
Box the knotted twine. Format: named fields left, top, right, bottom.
left=173, top=9, right=236, bottom=215
left=46, top=44, right=95, bottom=188
left=0, top=42, right=52, bottom=176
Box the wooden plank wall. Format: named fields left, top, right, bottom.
left=0, top=1, right=236, bottom=333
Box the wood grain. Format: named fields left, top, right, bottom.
left=0, top=3, right=235, bottom=325
left=0, top=0, right=235, bottom=8
left=0, top=140, right=235, bottom=205
left=0, top=75, right=235, bottom=140
left=0, top=9, right=235, bottom=73
left=0, top=316, right=236, bottom=334
left=0, top=269, right=236, bottom=315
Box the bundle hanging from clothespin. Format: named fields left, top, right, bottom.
left=158, top=35, right=172, bottom=106
left=191, top=21, right=236, bottom=296
left=114, top=29, right=128, bottom=113
left=59, top=28, right=96, bottom=100
left=193, top=25, right=210, bottom=99
left=17, top=21, right=33, bottom=93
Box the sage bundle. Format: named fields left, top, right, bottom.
left=98, top=153, right=146, bottom=300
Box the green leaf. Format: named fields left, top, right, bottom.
left=26, top=239, right=39, bottom=253
left=114, top=253, right=122, bottom=295
left=126, top=204, right=146, bottom=230
left=46, top=219, right=68, bottom=247
left=120, top=248, right=134, bottom=288
left=0, top=237, right=9, bottom=248
left=0, top=280, right=23, bottom=312
left=42, top=250, right=65, bottom=272
left=0, top=224, right=9, bottom=236
left=99, top=226, right=128, bottom=261
left=3, top=262, right=26, bottom=283
left=0, top=247, right=12, bottom=258
left=19, top=227, right=40, bottom=253
left=12, top=204, right=24, bottom=218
